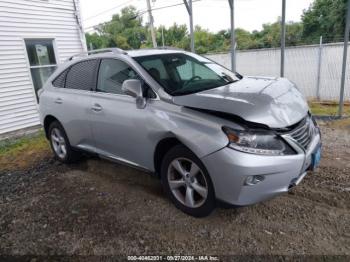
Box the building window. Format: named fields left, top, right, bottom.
left=25, top=39, right=57, bottom=101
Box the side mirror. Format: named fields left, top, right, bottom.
left=122, top=79, right=146, bottom=109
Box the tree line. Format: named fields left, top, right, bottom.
left=85, top=0, right=348, bottom=54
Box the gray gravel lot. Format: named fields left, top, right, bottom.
left=0, top=125, right=349, bottom=257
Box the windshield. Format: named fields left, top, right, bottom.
left=134, top=53, right=240, bottom=96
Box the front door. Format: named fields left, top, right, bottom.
left=90, top=58, right=152, bottom=169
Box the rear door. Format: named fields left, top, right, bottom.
left=49, top=59, right=99, bottom=151
left=89, top=58, right=153, bottom=168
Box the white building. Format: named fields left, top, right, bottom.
left=0, top=0, right=86, bottom=135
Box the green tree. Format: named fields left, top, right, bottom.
left=156, top=23, right=189, bottom=49
left=302, top=0, right=348, bottom=43
left=194, top=26, right=216, bottom=54
left=84, top=4, right=319, bottom=54
left=92, top=6, right=147, bottom=49
left=224, top=28, right=257, bottom=50
left=250, top=20, right=303, bottom=48
left=85, top=32, right=111, bottom=50
left=286, top=22, right=304, bottom=46
left=212, top=30, right=229, bottom=52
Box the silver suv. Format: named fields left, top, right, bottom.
left=39, top=48, right=322, bottom=217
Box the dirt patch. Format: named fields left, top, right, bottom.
left=0, top=125, right=349, bottom=256
left=324, top=118, right=350, bottom=130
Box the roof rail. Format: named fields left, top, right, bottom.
left=149, top=46, right=184, bottom=51
left=132, top=46, right=184, bottom=52
left=156, top=46, right=184, bottom=51
left=67, top=48, right=127, bottom=61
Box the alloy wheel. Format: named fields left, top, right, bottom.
left=167, top=158, right=208, bottom=208
left=51, top=128, right=67, bottom=159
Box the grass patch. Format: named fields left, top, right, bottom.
left=0, top=130, right=46, bottom=154
left=308, top=101, right=350, bottom=116
left=0, top=130, right=50, bottom=173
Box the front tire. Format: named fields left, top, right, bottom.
left=48, top=121, right=81, bottom=163
left=160, top=145, right=216, bottom=217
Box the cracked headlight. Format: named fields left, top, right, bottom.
left=223, top=126, right=295, bottom=156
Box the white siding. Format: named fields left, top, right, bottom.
left=0, top=0, right=86, bottom=134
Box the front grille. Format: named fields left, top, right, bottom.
left=288, top=117, right=314, bottom=150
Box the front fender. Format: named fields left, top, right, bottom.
left=149, top=102, right=240, bottom=158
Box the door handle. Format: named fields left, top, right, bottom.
left=55, top=98, right=63, bottom=104
left=91, top=103, right=102, bottom=112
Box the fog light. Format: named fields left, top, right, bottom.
left=244, top=175, right=265, bottom=186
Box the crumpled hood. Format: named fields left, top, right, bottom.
left=173, top=76, right=309, bottom=128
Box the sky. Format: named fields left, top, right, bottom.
left=80, top=0, right=315, bottom=33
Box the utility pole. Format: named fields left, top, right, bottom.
left=189, top=0, right=194, bottom=52
left=280, top=0, right=286, bottom=77
left=183, top=0, right=194, bottom=52
left=316, top=36, right=323, bottom=100
left=228, top=0, right=236, bottom=72
left=338, top=0, right=350, bottom=117
left=146, top=0, right=157, bottom=48
left=162, top=27, right=165, bottom=47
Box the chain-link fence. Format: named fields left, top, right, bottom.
left=206, top=42, right=350, bottom=101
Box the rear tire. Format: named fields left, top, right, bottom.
left=160, top=145, right=216, bottom=217
left=48, top=121, right=81, bottom=163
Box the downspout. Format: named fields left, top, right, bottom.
left=72, top=0, right=87, bottom=51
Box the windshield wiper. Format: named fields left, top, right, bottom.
left=221, top=73, right=239, bottom=84
left=224, top=79, right=237, bottom=84
left=170, top=89, right=195, bottom=96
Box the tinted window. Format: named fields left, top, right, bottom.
left=65, top=60, right=99, bottom=91
left=97, top=59, right=139, bottom=95
left=52, top=69, right=68, bottom=88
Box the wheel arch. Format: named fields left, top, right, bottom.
left=43, top=115, right=60, bottom=139
left=153, top=137, right=184, bottom=177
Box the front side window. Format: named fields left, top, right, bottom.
left=65, top=59, right=99, bottom=91
left=134, top=53, right=239, bottom=96
left=97, top=59, right=139, bottom=95
left=25, top=39, right=57, bottom=101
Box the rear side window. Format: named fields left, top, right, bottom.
left=52, top=69, right=68, bottom=88
left=65, top=59, right=99, bottom=91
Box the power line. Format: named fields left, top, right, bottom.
left=84, top=0, right=202, bottom=31
left=130, top=0, right=202, bottom=19
left=146, top=0, right=201, bottom=13
left=83, top=0, right=134, bottom=21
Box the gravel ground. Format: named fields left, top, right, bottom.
left=0, top=124, right=349, bottom=257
